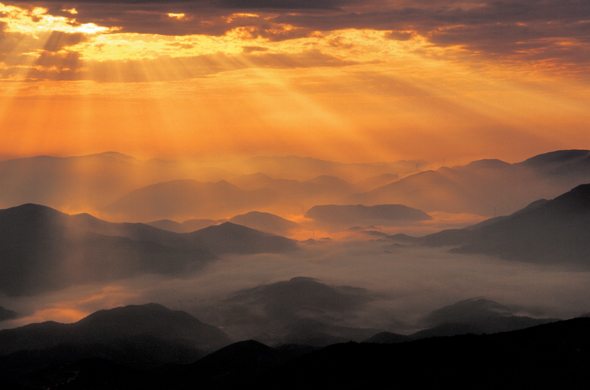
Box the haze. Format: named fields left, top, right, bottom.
left=1, top=0, right=590, bottom=349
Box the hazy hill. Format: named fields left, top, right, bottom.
left=229, top=211, right=300, bottom=236
left=305, top=204, right=431, bottom=228
left=206, top=277, right=377, bottom=345
left=417, top=183, right=590, bottom=265
left=185, top=222, right=298, bottom=254
left=348, top=150, right=590, bottom=216
left=102, top=179, right=278, bottom=222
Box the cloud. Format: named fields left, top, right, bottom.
left=43, top=31, right=88, bottom=52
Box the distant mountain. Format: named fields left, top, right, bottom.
left=0, top=307, right=17, bottom=322
left=416, top=183, right=590, bottom=265
left=305, top=204, right=431, bottom=227
left=185, top=222, right=298, bottom=254
left=243, top=156, right=425, bottom=182
left=229, top=211, right=300, bottom=236
left=146, top=218, right=224, bottom=233
left=102, top=179, right=278, bottom=222
left=227, top=173, right=357, bottom=215
left=208, top=277, right=378, bottom=345
left=0, top=152, right=231, bottom=212
left=410, top=298, right=556, bottom=339
left=348, top=150, right=590, bottom=216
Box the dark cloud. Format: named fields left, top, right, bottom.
left=43, top=31, right=87, bottom=52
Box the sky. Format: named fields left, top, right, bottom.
left=1, top=0, right=589, bottom=164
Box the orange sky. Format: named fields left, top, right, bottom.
left=1, top=1, right=589, bottom=164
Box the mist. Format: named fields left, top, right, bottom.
left=3, top=240, right=589, bottom=338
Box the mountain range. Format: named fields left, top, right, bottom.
left=0, top=204, right=297, bottom=296
left=401, top=183, right=590, bottom=266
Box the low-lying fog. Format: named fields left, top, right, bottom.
left=2, top=239, right=589, bottom=338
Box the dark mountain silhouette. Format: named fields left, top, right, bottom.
left=348, top=150, right=590, bottom=216
left=4, top=315, right=590, bottom=389
left=305, top=204, right=431, bottom=227
left=0, top=306, right=18, bottom=322
left=207, top=277, right=378, bottom=345
left=416, top=183, right=590, bottom=265
left=0, top=303, right=231, bottom=357
left=229, top=211, right=300, bottom=236
left=102, top=179, right=278, bottom=222
left=362, top=331, right=410, bottom=344
left=185, top=222, right=298, bottom=254
left=410, top=298, right=557, bottom=339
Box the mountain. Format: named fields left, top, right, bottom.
left=229, top=211, right=300, bottom=236
left=305, top=204, right=431, bottom=228
left=102, top=179, right=278, bottom=222
left=348, top=150, right=590, bottom=216
left=0, top=152, right=231, bottom=212
left=416, top=183, right=590, bottom=265
left=146, top=218, right=224, bottom=233
left=206, top=277, right=377, bottom=345
left=0, top=204, right=297, bottom=296
left=185, top=222, right=298, bottom=254
left=242, top=156, right=425, bottom=182
left=0, top=307, right=17, bottom=322
left=0, top=303, right=231, bottom=357
left=410, top=298, right=556, bottom=339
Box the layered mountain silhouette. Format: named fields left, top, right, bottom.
left=409, top=183, right=590, bottom=265
left=305, top=204, right=431, bottom=228
left=229, top=211, right=300, bottom=236
left=2, top=312, right=589, bottom=389
left=0, top=152, right=231, bottom=212
left=348, top=149, right=590, bottom=216
left=102, top=179, right=278, bottom=222
left=0, top=204, right=297, bottom=295
left=206, top=277, right=378, bottom=346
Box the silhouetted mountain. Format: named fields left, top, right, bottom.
left=409, top=298, right=556, bottom=339
left=0, top=204, right=216, bottom=296
left=207, top=277, right=377, bottom=345
left=229, top=211, right=300, bottom=236
left=5, top=316, right=590, bottom=389
left=0, top=303, right=230, bottom=357
left=0, top=306, right=17, bottom=322
left=354, top=173, right=399, bottom=192
left=362, top=332, right=410, bottom=344
left=103, top=180, right=278, bottom=222
left=418, top=183, right=590, bottom=265
left=305, top=204, right=431, bottom=227
left=185, top=222, right=298, bottom=254
left=348, top=150, right=590, bottom=216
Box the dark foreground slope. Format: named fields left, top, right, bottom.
left=3, top=317, right=589, bottom=390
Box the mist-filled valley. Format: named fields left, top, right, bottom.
left=1, top=149, right=590, bottom=389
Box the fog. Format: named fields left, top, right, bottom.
left=3, top=240, right=589, bottom=338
